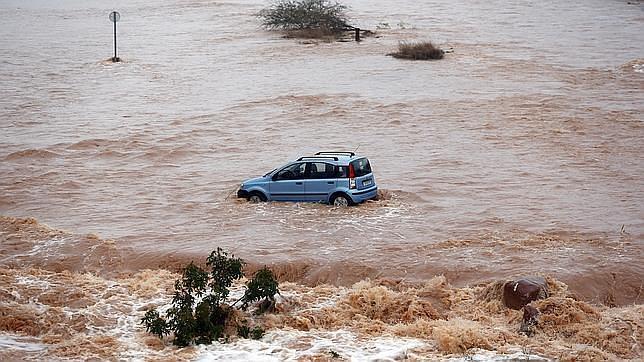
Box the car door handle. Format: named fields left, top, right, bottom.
left=295, top=182, right=303, bottom=185
left=327, top=181, right=334, bottom=184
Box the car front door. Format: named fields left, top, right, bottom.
left=269, top=162, right=306, bottom=201
left=303, top=162, right=336, bottom=202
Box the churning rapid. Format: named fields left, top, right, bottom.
left=1, top=0, right=642, bottom=360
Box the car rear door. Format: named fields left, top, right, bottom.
left=303, top=162, right=336, bottom=202
left=269, top=162, right=307, bottom=201
left=351, top=158, right=375, bottom=191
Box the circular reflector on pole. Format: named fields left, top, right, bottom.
left=109, top=11, right=120, bottom=22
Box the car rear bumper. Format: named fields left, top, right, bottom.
left=349, top=186, right=378, bottom=203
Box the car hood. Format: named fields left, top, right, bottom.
left=242, top=176, right=269, bottom=185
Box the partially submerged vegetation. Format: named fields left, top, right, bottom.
left=141, top=248, right=279, bottom=346
left=389, top=41, right=445, bottom=60
left=259, top=0, right=353, bottom=38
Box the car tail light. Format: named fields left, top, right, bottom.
left=349, top=164, right=356, bottom=189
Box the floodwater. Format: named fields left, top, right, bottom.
left=1, top=0, right=642, bottom=360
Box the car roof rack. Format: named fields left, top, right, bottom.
left=297, top=156, right=339, bottom=161
left=315, top=151, right=355, bottom=157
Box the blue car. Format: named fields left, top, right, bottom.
left=237, top=151, right=378, bottom=206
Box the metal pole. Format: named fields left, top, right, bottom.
left=113, top=20, right=118, bottom=61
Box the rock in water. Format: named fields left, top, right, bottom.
left=502, top=277, right=549, bottom=310
left=519, top=305, right=539, bottom=336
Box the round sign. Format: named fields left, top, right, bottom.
left=109, top=11, right=120, bottom=23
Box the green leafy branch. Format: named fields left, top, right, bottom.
left=141, top=248, right=279, bottom=347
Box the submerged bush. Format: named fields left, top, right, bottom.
left=141, top=248, right=279, bottom=347
left=259, top=0, right=351, bottom=35
left=389, top=41, right=445, bottom=60
left=243, top=267, right=280, bottom=310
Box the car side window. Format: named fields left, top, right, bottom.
left=336, top=166, right=348, bottom=178
left=306, top=162, right=335, bottom=179
left=275, top=163, right=306, bottom=181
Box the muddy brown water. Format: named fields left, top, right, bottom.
left=0, top=0, right=643, bottom=358
left=1, top=0, right=643, bottom=299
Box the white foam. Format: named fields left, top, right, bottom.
left=446, top=348, right=551, bottom=361
left=0, top=334, right=47, bottom=352
left=195, top=329, right=427, bottom=361
left=28, top=236, right=69, bottom=255
left=14, top=275, right=52, bottom=290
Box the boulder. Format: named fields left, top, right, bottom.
left=502, top=276, right=549, bottom=310
left=519, top=305, right=539, bottom=336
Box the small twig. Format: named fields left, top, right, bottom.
left=230, top=294, right=245, bottom=308
left=223, top=184, right=240, bottom=201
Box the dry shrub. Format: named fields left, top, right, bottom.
left=259, top=0, right=351, bottom=34
left=389, top=41, right=444, bottom=60
left=432, top=318, right=492, bottom=353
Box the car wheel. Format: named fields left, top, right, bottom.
left=248, top=192, right=265, bottom=203
left=331, top=194, right=350, bottom=207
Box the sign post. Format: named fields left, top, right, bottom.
left=109, top=11, right=121, bottom=62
